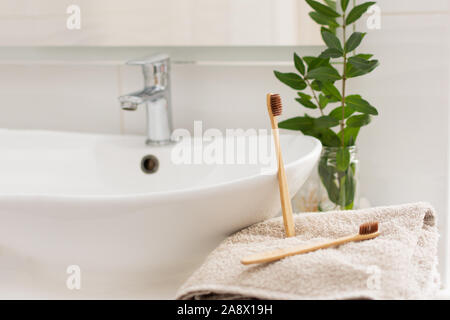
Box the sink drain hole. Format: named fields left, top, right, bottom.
left=141, top=155, right=159, bottom=174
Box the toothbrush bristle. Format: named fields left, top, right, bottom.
left=359, top=221, right=379, bottom=235
left=270, top=94, right=283, bottom=116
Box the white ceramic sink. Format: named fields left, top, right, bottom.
left=0, top=129, right=321, bottom=298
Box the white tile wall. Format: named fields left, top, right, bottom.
left=377, top=0, right=448, bottom=13
left=0, top=0, right=449, bottom=286
left=0, top=0, right=321, bottom=46
left=0, top=64, right=121, bottom=133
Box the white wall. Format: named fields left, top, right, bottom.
left=0, top=0, right=321, bottom=46
left=0, top=0, right=449, bottom=286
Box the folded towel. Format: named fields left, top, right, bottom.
left=176, top=202, right=440, bottom=300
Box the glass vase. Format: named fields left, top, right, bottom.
left=317, top=146, right=359, bottom=211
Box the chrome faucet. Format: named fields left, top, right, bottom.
left=119, top=54, right=173, bottom=145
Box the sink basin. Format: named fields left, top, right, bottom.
left=0, top=129, right=321, bottom=298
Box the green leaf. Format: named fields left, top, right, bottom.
left=278, top=116, right=314, bottom=131
left=306, top=57, right=331, bottom=71
left=346, top=1, right=376, bottom=25
left=297, top=92, right=312, bottom=100
left=319, top=94, right=329, bottom=109
left=324, top=0, right=337, bottom=11
left=344, top=165, right=356, bottom=206
left=329, top=106, right=355, bottom=120
left=324, top=96, right=340, bottom=103
left=306, top=66, right=341, bottom=82
left=315, top=115, right=339, bottom=128
left=274, top=71, right=307, bottom=90
left=334, top=163, right=357, bottom=208
left=280, top=116, right=342, bottom=148
left=309, top=12, right=339, bottom=28
left=303, top=56, right=315, bottom=66
left=322, top=82, right=342, bottom=100
left=347, top=114, right=371, bottom=127
left=337, top=147, right=350, bottom=171
left=345, top=95, right=378, bottom=115
left=311, top=80, right=323, bottom=91
left=348, top=56, right=373, bottom=69
left=319, top=48, right=343, bottom=58
left=323, top=25, right=338, bottom=35
left=301, top=127, right=341, bottom=147
left=346, top=58, right=379, bottom=78
left=345, top=64, right=363, bottom=78
left=308, top=57, right=331, bottom=71
left=305, top=0, right=340, bottom=18
left=353, top=53, right=373, bottom=60
left=338, top=127, right=360, bottom=146
left=320, top=129, right=341, bottom=147
left=293, top=53, right=305, bottom=75
left=341, top=0, right=350, bottom=11
left=295, top=97, right=317, bottom=109
left=345, top=32, right=366, bottom=52
left=321, top=29, right=343, bottom=51
left=319, top=158, right=340, bottom=203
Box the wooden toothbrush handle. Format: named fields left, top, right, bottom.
left=241, top=232, right=380, bottom=265
left=272, top=125, right=295, bottom=238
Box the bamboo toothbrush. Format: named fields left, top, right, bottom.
left=241, top=221, right=380, bottom=265
left=267, top=93, right=296, bottom=238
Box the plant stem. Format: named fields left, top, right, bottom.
left=305, top=78, right=324, bottom=116
left=341, top=13, right=347, bottom=147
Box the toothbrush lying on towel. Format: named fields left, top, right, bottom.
left=241, top=222, right=380, bottom=265
left=266, top=93, right=296, bottom=238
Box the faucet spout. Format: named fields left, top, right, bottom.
left=119, top=88, right=165, bottom=110
left=118, top=54, right=173, bottom=145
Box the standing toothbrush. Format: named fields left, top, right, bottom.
left=267, top=93, right=296, bottom=237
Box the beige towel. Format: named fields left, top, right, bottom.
left=176, top=202, right=440, bottom=300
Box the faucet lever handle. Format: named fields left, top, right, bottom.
left=127, top=54, right=170, bottom=67
left=127, top=54, right=170, bottom=82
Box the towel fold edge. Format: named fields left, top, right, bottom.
left=176, top=283, right=379, bottom=300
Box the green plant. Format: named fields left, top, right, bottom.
left=274, top=0, right=379, bottom=210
